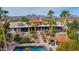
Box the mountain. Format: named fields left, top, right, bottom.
left=26, top=14, right=45, bottom=19
left=8, top=14, right=45, bottom=21
left=8, top=14, right=79, bottom=21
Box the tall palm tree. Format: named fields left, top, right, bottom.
left=0, top=28, right=4, bottom=51
left=60, top=10, right=70, bottom=39
left=47, top=10, right=54, bottom=36
left=48, top=10, right=54, bottom=29
left=0, top=7, right=8, bottom=51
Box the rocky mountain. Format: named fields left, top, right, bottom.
left=8, top=14, right=45, bottom=21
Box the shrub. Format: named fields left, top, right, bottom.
left=31, top=31, right=36, bottom=38
left=67, top=29, right=79, bottom=41
left=14, top=37, right=21, bottom=42
left=6, top=33, right=13, bottom=42
left=67, top=31, right=79, bottom=40
left=19, top=38, right=32, bottom=44
left=57, top=40, right=79, bottom=51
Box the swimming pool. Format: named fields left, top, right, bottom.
left=13, top=46, right=48, bottom=51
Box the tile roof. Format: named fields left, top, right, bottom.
left=54, top=35, right=71, bottom=42
left=29, top=18, right=48, bottom=24
left=30, top=18, right=42, bottom=23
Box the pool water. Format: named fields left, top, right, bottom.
left=14, top=46, right=48, bottom=51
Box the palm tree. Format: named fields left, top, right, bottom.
left=60, top=10, right=70, bottom=39
left=48, top=10, right=54, bottom=29
left=47, top=10, right=55, bottom=36
left=60, top=10, right=70, bottom=26
left=0, top=7, right=8, bottom=51
left=0, top=28, right=4, bottom=51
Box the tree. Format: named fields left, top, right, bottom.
left=60, top=10, right=70, bottom=18
left=0, top=7, right=8, bottom=51
left=67, top=20, right=78, bottom=30
left=47, top=10, right=55, bottom=36
left=20, top=16, right=29, bottom=22
left=0, top=28, right=4, bottom=50
left=60, top=10, right=70, bottom=39
left=67, top=20, right=79, bottom=41
left=68, top=32, right=79, bottom=40
left=60, top=10, right=70, bottom=26
left=47, top=10, right=54, bottom=30
left=6, top=33, right=13, bottom=43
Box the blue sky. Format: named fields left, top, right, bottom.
left=3, top=7, right=79, bottom=16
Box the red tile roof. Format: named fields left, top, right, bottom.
left=29, top=18, right=48, bottom=24
left=30, top=18, right=42, bottom=23
left=54, top=35, right=71, bottom=42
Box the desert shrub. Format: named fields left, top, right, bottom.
left=19, top=38, right=32, bottom=44
left=57, top=40, right=79, bottom=51
left=68, top=32, right=79, bottom=40
left=67, top=29, right=79, bottom=40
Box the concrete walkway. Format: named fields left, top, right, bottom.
left=37, top=31, right=44, bottom=43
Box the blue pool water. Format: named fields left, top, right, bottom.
left=14, top=46, right=48, bottom=51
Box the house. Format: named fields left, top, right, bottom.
left=9, top=21, right=49, bottom=35
left=9, top=18, right=65, bottom=35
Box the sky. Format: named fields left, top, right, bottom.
left=3, top=7, right=79, bottom=16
